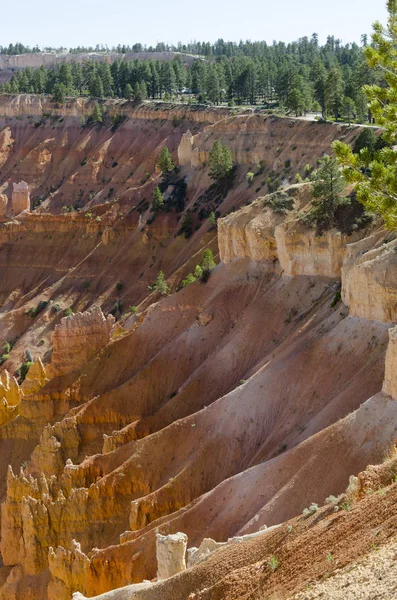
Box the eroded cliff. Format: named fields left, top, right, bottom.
left=0, top=98, right=395, bottom=600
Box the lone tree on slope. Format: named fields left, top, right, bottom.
left=208, top=141, right=233, bottom=180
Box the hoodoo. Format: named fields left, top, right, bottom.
left=11, top=181, right=30, bottom=215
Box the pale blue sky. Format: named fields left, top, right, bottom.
left=1, top=0, right=388, bottom=49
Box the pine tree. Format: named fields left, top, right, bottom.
left=152, top=186, right=164, bottom=211
left=333, top=0, right=397, bottom=227
left=132, top=82, right=146, bottom=105
left=208, top=211, right=217, bottom=228
left=157, top=146, right=175, bottom=173
left=208, top=141, right=233, bottom=180
left=310, top=155, right=346, bottom=227
left=181, top=211, right=193, bottom=237
left=90, top=75, right=104, bottom=98
left=200, top=248, right=216, bottom=271
left=287, top=88, right=304, bottom=116
left=92, top=101, right=103, bottom=123
left=354, top=89, right=368, bottom=123
left=206, top=66, right=220, bottom=104
left=325, top=67, right=344, bottom=120
left=52, top=82, right=67, bottom=104
left=343, top=97, right=356, bottom=125
left=154, top=271, right=169, bottom=295
left=124, top=83, right=133, bottom=99
left=57, top=63, right=73, bottom=92
left=181, top=273, right=196, bottom=287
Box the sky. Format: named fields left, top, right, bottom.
left=1, top=0, right=388, bottom=49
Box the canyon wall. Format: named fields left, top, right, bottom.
left=0, top=95, right=229, bottom=123
left=178, top=114, right=366, bottom=167
left=0, top=100, right=395, bottom=600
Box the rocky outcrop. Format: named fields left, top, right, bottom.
left=0, top=371, right=22, bottom=426
left=0, top=193, right=7, bottom=217
left=187, top=526, right=279, bottom=569
left=0, top=94, right=229, bottom=124
left=218, top=193, right=285, bottom=264
left=12, top=181, right=30, bottom=215
left=21, top=359, right=48, bottom=396
left=178, top=113, right=367, bottom=168
left=219, top=184, right=370, bottom=277
left=47, top=307, right=114, bottom=378
left=156, top=532, right=187, bottom=579
left=275, top=223, right=360, bottom=277
left=342, top=234, right=397, bottom=322
left=383, top=325, right=397, bottom=400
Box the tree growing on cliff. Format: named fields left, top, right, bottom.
left=154, top=271, right=169, bottom=295
left=92, top=101, right=103, bottom=123
left=199, top=248, right=216, bottom=282
left=200, top=248, right=216, bottom=271
left=157, top=146, right=175, bottom=174
left=152, top=186, right=164, bottom=211
left=333, top=0, right=397, bottom=227
left=208, top=211, right=217, bottom=228
left=305, top=155, right=346, bottom=229
left=208, top=141, right=233, bottom=180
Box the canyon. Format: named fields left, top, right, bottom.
left=0, top=95, right=396, bottom=600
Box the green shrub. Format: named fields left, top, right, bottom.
left=302, top=503, right=318, bottom=516
left=16, top=361, right=34, bottom=383
left=181, top=273, right=196, bottom=287
left=129, top=306, right=137, bottom=314
left=200, top=249, right=216, bottom=272
left=65, top=307, right=73, bottom=316
left=269, top=556, right=279, bottom=571
left=29, top=300, right=48, bottom=318
left=194, top=264, right=203, bottom=278
left=246, top=171, right=255, bottom=185
left=0, top=353, right=10, bottom=365
left=264, top=191, right=294, bottom=214
left=208, top=211, right=217, bottom=228
left=154, top=271, right=169, bottom=295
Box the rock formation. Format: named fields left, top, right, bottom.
left=219, top=184, right=371, bottom=277
left=156, top=532, right=187, bottom=579
left=11, top=181, right=30, bottom=215
left=383, top=325, right=397, bottom=400
left=0, top=371, right=22, bottom=426
left=0, top=193, right=7, bottom=218
left=342, top=234, right=397, bottom=322
left=47, top=307, right=114, bottom=378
